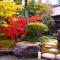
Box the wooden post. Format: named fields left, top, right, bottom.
left=39, top=0, right=42, bottom=2
left=25, top=0, right=29, bottom=24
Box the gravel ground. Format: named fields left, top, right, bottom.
left=0, top=55, right=39, bottom=60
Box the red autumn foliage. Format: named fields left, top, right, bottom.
left=0, top=27, right=2, bottom=33
left=2, top=15, right=41, bottom=39
left=28, top=14, right=41, bottom=23
left=2, top=24, right=27, bottom=39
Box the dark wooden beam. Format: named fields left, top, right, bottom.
left=24, top=0, right=29, bottom=24
left=25, top=0, right=27, bottom=6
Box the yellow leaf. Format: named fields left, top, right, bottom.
left=0, top=1, right=24, bottom=17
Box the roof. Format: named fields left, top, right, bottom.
left=51, top=6, right=60, bottom=16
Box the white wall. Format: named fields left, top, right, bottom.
left=22, top=0, right=58, bottom=5
left=41, top=0, right=58, bottom=5
left=22, top=0, right=25, bottom=5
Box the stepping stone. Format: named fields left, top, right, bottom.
left=56, top=54, right=60, bottom=60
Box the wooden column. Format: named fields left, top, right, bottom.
left=25, top=0, right=29, bottom=24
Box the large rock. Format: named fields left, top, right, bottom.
left=12, top=41, right=40, bottom=58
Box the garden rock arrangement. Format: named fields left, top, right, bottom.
left=0, top=0, right=56, bottom=58
left=12, top=42, right=40, bottom=58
